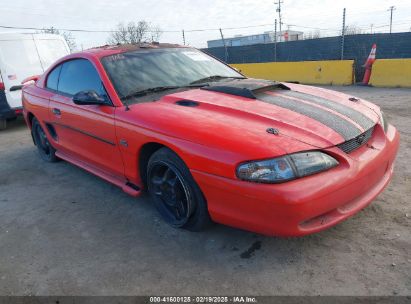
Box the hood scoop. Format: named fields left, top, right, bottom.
left=175, top=100, right=199, bottom=107
left=201, top=78, right=290, bottom=99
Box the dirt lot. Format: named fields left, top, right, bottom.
left=0, top=86, right=410, bottom=296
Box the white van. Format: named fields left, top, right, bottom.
left=0, top=33, right=70, bottom=129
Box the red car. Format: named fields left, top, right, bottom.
left=22, top=43, right=399, bottom=236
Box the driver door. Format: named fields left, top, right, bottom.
left=47, top=58, right=124, bottom=179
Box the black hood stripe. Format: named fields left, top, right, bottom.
left=201, top=78, right=290, bottom=99
left=256, top=93, right=362, bottom=140
left=283, top=91, right=375, bottom=131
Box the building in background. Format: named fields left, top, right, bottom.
left=207, top=30, right=304, bottom=48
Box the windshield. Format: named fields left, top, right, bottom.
left=101, top=48, right=243, bottom=100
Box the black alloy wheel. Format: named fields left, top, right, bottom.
left=149, top=161, right=192, bottom=227
left=32, top=118, right=58, bottom=162
left=147, top=148, right=212, bottom=231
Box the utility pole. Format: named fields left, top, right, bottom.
left=370, top=24, right=373, bottom=34
left=182, top=30, right=186, bottom=45
left=275, top=0, right=283, bottom=39
left=219, top=28, right=229, bottom=63
left=388, top=6, right=396, bottom=34
left=341, top=8, right=346, bottom=60
left=274, top=19, right=277, bottom=62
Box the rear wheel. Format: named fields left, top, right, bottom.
left=147, top=148, right=212, bottom=231
left=32, top=118, right=58, bottom=162
left=0, top=119, right=6, bottom=130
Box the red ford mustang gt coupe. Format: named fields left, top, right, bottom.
left=22, top=43, right=399, bottom=236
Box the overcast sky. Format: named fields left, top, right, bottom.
left=1, top=0, right=411, bottom=49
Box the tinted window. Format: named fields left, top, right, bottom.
left=46, top=65, right=62, bottom=91
left=58, top=59, right=105, bottom=96
left=101, top=48, right=242, bottom=100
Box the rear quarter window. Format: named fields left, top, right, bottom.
left=46, top=65, right=62, bottom=91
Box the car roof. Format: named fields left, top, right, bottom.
left=81, top=43, right=188, bottom=58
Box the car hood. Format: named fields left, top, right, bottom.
left=125, top=79, right=379, bottom=158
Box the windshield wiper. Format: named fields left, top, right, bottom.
left=189, top=75, right=246, bottom=85
left=121, top=84, right=207, bottom=101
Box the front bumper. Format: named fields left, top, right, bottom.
left=191, top=123, right=400, bottom=236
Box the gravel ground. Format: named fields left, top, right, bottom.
left=0, top=86, right=410, bottom=296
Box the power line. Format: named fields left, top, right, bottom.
left=1, top=17, right=410, bottom=38
left=0, top=24, right=117, bottom=33
left=0, top=23, right=279, bottom=34
left=286, top=24, right=337, bottom=31
left=195, top=23, right=274, bottom=32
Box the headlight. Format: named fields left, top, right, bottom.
left=379, top=110, right=388, bottom=132
left=236, top=151, right=339, bottom=183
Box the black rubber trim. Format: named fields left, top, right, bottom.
left=10, top=85, right=23, bottom=92
left=126, top=182, right=141, bottom=191
left=52, top=122, right=115, bottom=146
left=283, top=91, right=375, bottom=131
left=256, top=93, right=362, bottom=140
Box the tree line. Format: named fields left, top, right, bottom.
left=41, top=21, right=163, bottom=52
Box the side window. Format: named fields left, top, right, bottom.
left=58, top=59, right=106, bottom=97
left=46, top=65, right=62, bottom=91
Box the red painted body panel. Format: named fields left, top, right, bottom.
left=192, top=124, right=399, bottom=236
left=48, top=94, right=124, bottom=178
left=22, top=45, right=400, bottom=236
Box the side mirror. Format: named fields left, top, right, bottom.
left=72, top=90, right=108, bottom=106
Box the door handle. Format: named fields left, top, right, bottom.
left=52, top=108, right=61, bottom=116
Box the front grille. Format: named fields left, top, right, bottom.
left=337, top=126, right=375, bottom=153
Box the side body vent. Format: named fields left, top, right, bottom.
left=45, top=123, right=58, bottom=140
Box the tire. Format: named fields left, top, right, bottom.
left=32, top=117, right=58, bottom=162
left=0, top=119, right=6, bottom=130
left=147, top=147, right=212, bottom=231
